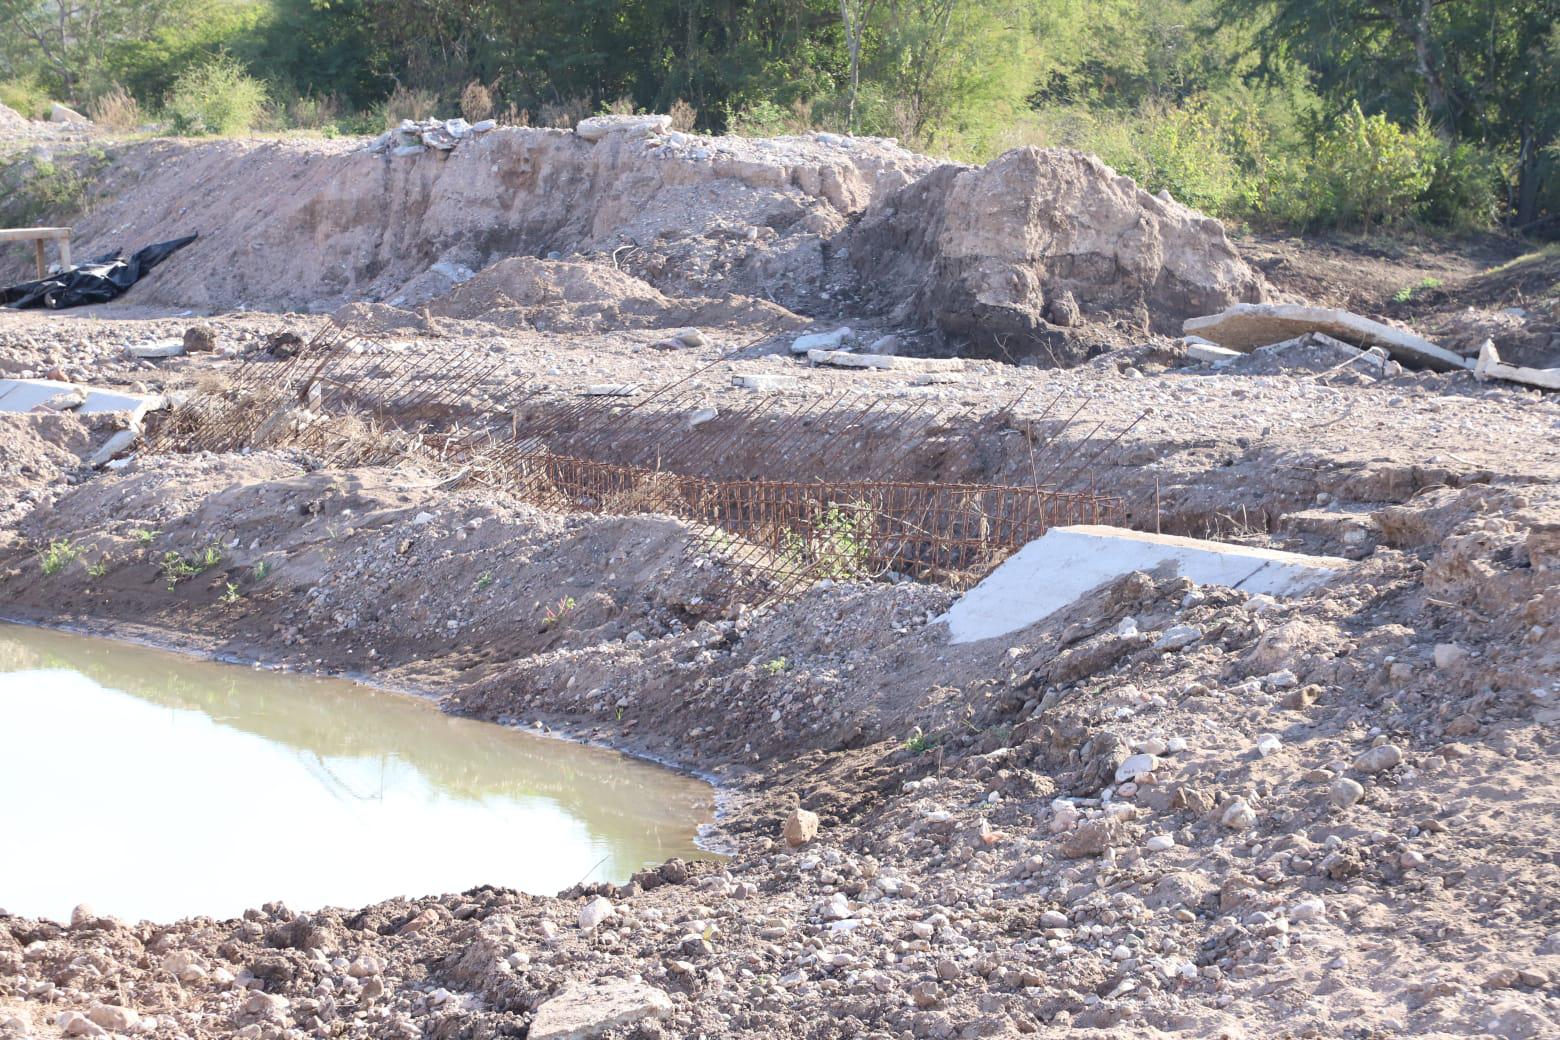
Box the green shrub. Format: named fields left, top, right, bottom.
left=0, top=78, right=52, bottom=120
left=1421, top=139, right=1504, bottom=231
left=165, top=53, right=267, bottom=135
left=1304, top=104, right=1434, bottom=228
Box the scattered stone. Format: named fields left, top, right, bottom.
left=578, top=895, right=615, bottom=931
left=1039, top=910, right=1069, bottom=929
left=1154, top=625, right=1202, bottom=651
left=528, top=978, right=672, bottom=1040
left=183, top=325, right=218, bottom=352
left=783, top=808, right=821, bottom=847
left=1220, top=799, right=1257, bottom=831
left=1114, top=753, right=1161, bottom=784
left=1061, top=817, right=1127, bottom=858
left=1433, top=643, right=1468, bottom=670
left=1353, top=744, right=1404, bottom=774
left=1329, top=778, right=1365, bottom=808
left=86, top=1005, right=139, bottom=1032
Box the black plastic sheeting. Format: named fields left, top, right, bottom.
left=1, top=234, right=197, bottom=309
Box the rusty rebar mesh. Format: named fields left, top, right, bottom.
left=155, top=320, right=1129, bottom=597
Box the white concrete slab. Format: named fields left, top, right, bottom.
left=1474, top=340, right=1560, bottom=391
left=941, top=525, right=1350, bottom=644
left=806, top=349, right=966, bottom=372
left=0, top=379, right=163, bottom=420
left=1184, top=303, right=1468, bottom=372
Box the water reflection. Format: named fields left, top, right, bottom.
left=0, top=623, right=716, bottom=923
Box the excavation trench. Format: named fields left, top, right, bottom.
left=0, top=622, right=719, bottom=923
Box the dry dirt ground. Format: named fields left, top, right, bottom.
left=1, top=116, right=1558, bottom=1040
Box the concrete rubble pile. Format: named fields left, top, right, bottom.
left=366, top=117, right=498, bottom=157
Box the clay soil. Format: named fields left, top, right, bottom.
left=1, top=121, right=1558, bottom=1040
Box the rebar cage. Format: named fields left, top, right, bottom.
left=153, top=322, right=1128, bottom=598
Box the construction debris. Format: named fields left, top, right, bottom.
left=366, top=117, right=496, bottom=156
left=125, top=340, right=185, bottom=359
left=940, top=525, right=1350, bottom=643
left=1474, top=339, right=1560, bottom=391
left=791, top=327, right=853, bottom=354
left=805, top=349, right=965, bottom=372
left=1184, top=303, right=1467, bottom=371
left=0, top=379, right=163, bottom=420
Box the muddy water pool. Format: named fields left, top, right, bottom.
left=0, top=623, right=717, bottom=922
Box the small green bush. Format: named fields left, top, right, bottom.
left=0, top=78, right=53, bottom=120
left=165, top=53, right=267, bottom=135
left=1304, top=104, right=1434, bottom=228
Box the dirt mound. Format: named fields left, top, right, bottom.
left=850, top=147, right=1265, bottom=357
left=54, top=128, right=933, bottom=315
left=426, top=256, right=801, bottom=333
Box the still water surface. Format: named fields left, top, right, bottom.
left=0, top=623, right=717, bottom=923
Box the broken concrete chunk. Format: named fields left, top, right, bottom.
left=806, top=349, right=966, bottom=373
left=1473, top=339, right=1560, bottom=391
left=575, top=114, right=673, bottom=142
left=1183, top=303, right=1467, bottom=371
left=731, top=373, right=797, bottom=391
left=911, top=371, right=963, bottom=386
left=582, top=384, right=640, bottom=396
left=528, top=979, right=672, bottom=1040
left=125, top=340, right=186, bottom=359
left=86, top=428, right=140, bottom=468
left=1185, top=341, right=1242, bottom=365
left=686, top=406, right=718, bottom=428
left=791, top=327, right=854, bottom=354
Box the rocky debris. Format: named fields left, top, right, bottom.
left=850, top=146, right=1265, bottom=356
left=1184, top=303, right=1467, bottom=371
left=528, top=978, right=673, bottom=1039
left=1474, top=339, right=1560, bottom=391
left=366, top=117, right=496, bottom=156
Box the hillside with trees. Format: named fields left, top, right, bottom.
left=1, top=0, right=1556, bottom=231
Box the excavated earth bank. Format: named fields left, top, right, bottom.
left=2, top=119, right=1559, bottom=1040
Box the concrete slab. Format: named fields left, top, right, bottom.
left=1183, top=303, right=1468, bottom=372
left=1474, top=339, right=1560, bottom=391
left=0, top=379, right=163, bottom=420
left=940, top=525, right=1350, bottom=644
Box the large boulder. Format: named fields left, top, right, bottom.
left=850, top=147, right=1265, bottom=357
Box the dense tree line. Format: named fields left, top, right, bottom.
left=0, top=0, right=1554, bottom=229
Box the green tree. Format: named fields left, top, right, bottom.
left=1239, top=0, right=1559, bottom=224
